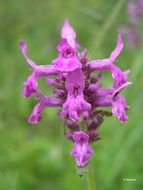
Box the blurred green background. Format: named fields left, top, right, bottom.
left=0, top=0, right=143, bottom=189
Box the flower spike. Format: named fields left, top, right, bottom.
left=20, top=20, right=131, bottom=171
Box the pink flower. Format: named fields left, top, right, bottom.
left=60, top=68, right=91, bottom=121
left=52, top=39, right=82, bottom=72
left=71, top=131, right=93, bottom=167
left=19, top=19, right=131, bottom=169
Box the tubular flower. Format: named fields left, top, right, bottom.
left=52, top=19, right=82, bottom=72
left=60, top=68, right=91, bottom=121
left=71, top=131, right=94, bottom=167
left=19, top=19, right=131, bottom=171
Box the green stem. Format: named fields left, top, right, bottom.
left=86, top=166, right=96, bottom=190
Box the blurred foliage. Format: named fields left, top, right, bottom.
left=0, top=0, right=143, bottom=189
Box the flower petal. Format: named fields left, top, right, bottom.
left=28, top=91, right=63, bottom=124
left=22, top=72, right=38, bottom=97
left=61, top=19, right=76, bottom=48
left=28, top=103, right=43, bottom=124
left=19, top=40, right=37, bottom=69
left=111, top=65, right=130, bottom=88
left=89, top=34, right=123, bottom=71
left=60, top=69, right=91, bottom=121
left=71, top=131, right=93, bottom=167
left=19, top=40, right=58, bottom=76
left=65, top=68, right=85, bottom=93
left=53, top=39, right=82, bottom=72
left=112, top=95, right=128, bottom=123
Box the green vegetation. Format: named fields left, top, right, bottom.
left=0, top=0, right=142, bottom=189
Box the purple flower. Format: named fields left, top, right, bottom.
left=92, top=66, right=131, bottom=123
left=20, top=19, right=131, bottom=170
left=111, top=65, right=132, bottom=122
left=60, top=68, right=91, bottom=121
left=71, top=131, right=93, bottom=167
left=28, top=91, right=63, bottom=124
left=112, top=95, right=128, bottom=123
left=19, top=40, right=58, bottom=97
left=52, top=39, right=82, bottom=72
left=111, top=65, right=131, bottom=93
left=22, top=72, right=38, bottom=97
left=52, top=20, right=82, bottom=72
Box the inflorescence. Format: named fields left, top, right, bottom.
left=19, top=19, right=131, bottom=171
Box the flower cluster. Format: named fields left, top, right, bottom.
left=119, top=0, right=143, bottom=49
left=19, top=20, right=131, bottom=170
